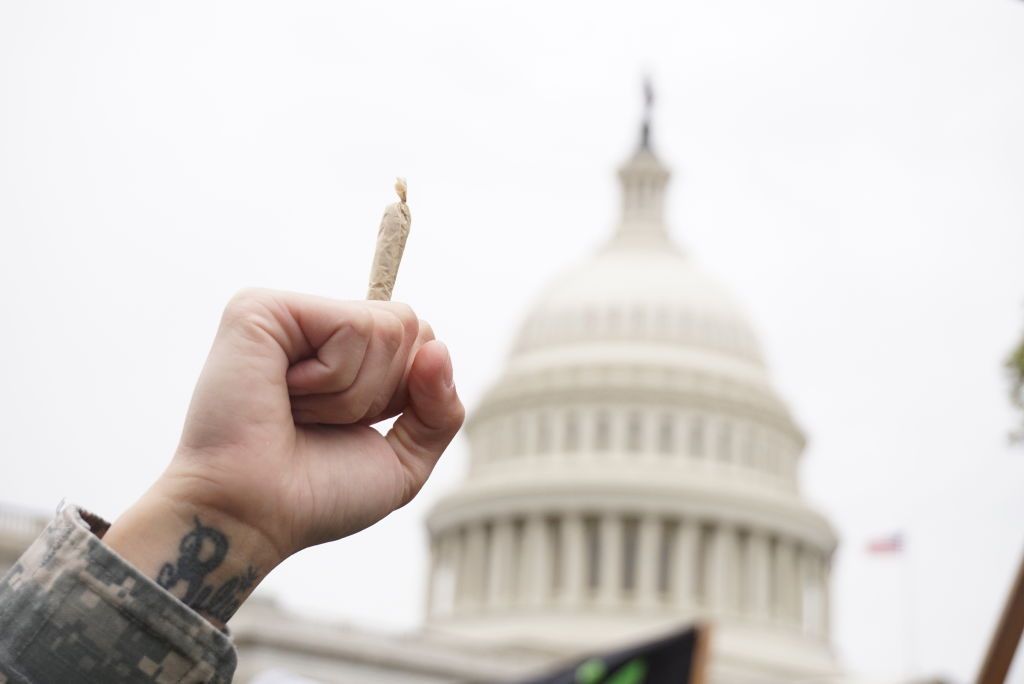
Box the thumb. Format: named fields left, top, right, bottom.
left=386, top=340, right=465, bottom=507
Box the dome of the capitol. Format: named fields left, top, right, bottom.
left=513, top=241, right=766, bottom=368
left=423, top=114, right=840, bottom=683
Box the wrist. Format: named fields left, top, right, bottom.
left=104, top=479, right=283, bottom=629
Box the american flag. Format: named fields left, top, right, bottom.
left=866, top=532, right=904, bottom=554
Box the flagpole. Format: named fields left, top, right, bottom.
left=865, top=531, right=912, bottom=674
left=975, top=549, right=1024, bottom=684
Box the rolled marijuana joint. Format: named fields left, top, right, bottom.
left=366, top=178, right=411, bottom=301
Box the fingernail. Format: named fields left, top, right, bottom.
left=439, top=341, right=454, bottom=389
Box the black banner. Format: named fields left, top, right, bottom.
left=516, top=625, right=707, bottom=684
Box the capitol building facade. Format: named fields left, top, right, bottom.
left=420, top=121, right=838, bottom=683
left=0, top=116, right=842, bottom=684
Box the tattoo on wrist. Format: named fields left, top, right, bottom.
left=156, top=516, right=259, bottom=624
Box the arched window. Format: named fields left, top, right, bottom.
left=626, top=412, right=644, bottom=452
left=741, top=426, right=754, bottom=466
left=782, top=444, right=796, bottom=480
left=690, top=417, right=705, bottom=457
left=565, top=413, right=580, bottom=452
left=493, top=419, right=509, bottom=460
left=657, top=414, right=675, bottom=454
left=718, top=422, right=733, bottom=462
left=536, top=413, right=552, bottom=454
left=749, top=429, right=762, bottom=470
left=766, top=437, right=779, bottom=475
left=511, top=414, right=525, bottom=456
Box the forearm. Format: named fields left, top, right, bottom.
left=103, top=476, right=284, bottom=630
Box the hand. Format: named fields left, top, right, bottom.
left=103, top=289, right=464, bottom=626
left=171, top=288, right=464, bottom=553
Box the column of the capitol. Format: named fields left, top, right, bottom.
left=487, top=518, right=515, bottom=609
left=636, top=514, right=661, bottom=608
left=464, top=524, right=487, bottom=611
left=746, top=531, right=772, bottom=620
left=560, top=513, right=586, bottom=608
left=598, top=514, right=623, bottom=608
left=707, top=524, right=740, bottom=614
left=672, top=519, right=698, bottom=610
left=522, top=515, right=550, bottom=608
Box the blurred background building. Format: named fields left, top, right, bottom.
left=1, top=107, right=844, bottom=684
left=420, top=107, right=838, bottom=681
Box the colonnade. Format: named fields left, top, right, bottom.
left=428, top=512, right=829, bottom=637
left=473, top=406, right=799, bottom=485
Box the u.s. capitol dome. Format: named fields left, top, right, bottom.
left=423, top=115, right=839, bottom=683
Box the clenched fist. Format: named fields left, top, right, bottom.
left=103, top=289, right=464, bottom=627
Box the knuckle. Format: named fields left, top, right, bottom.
left=226, top=287, right=267, bottom=311
left=334, top=362, right=361, bottom=390
left=221, top=289, right=275, bottom=330
left=328, top=395, right=362, bottom=424
left=390, top=303, right=419, bottom=340
left=345, top=306, right=374, bottom=341
left=375, top=313, right=406, bottom=353
left=389, top=302, right=417, bottom=325
left=353, top=392, right=379, bottom=422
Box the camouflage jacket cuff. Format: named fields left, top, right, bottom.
left=0, top=502, right=237, bottom=683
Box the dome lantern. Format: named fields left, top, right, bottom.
left=615, top=80, right=672, bottom=246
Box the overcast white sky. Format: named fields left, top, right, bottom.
left=2, top=1, right=1024, bottom=681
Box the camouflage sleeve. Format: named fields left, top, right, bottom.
left=0, top=502, right=237, bottom=683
